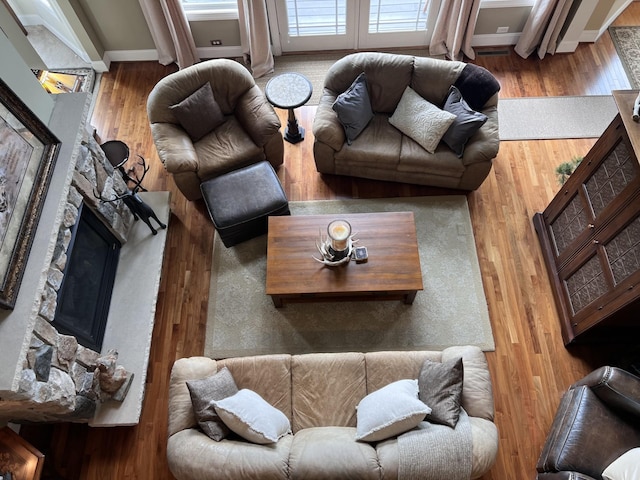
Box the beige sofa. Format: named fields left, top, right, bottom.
left=147, top=59, right=284, bottom=201
left=168, top=345, right=498, bottom=479
left=312, top=52, right=500, bottom=191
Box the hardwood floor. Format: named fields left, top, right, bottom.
left=24, top=4, right=640, bottom=478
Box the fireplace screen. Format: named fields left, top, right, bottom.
left=53, top=204, right=121, bottom=351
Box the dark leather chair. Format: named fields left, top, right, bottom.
left=536, top=366, right=640, bottom=480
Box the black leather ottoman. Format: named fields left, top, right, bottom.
left=200, top=161, right=289, bottom=247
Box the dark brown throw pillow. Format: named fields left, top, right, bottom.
left=418, top=357, right=464, bottom=428
left=186, top=366, right=238, bottom=441
left=169, top=83, right=225, bottom=142
left=453, top=63, right=501, bottom=111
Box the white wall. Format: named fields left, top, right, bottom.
left=0, top=32, right=53, bottom=125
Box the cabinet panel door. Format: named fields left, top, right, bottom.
left=544, top=120, right=640, bottom=267
left=559, top=206, right=640, bottom=337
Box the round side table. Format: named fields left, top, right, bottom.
left=265, top=72, right=312, bottom=144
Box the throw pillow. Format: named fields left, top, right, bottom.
left=213, top=389, right=291, bottom=444
left=418, top=357, right=464, bottom=428
left=388, top=86, right=456, bottom=154
left=355, top=379, right=431, bottom=442
left=332, top=72, right=374, bottom=145
left=453, top=63, right=501, bottom=111
left=186, top=367, right=238, bottom=441
left=442, top=86, right=488, bottom=158
left=169, top=82, right=225, bottom=142
left=602, top=448, right=640, bottom=480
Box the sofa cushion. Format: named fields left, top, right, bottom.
left=442, top=86, right=488, bottom=158
left=186, top=367, right=238, bottom=441
left=356, top=379, right=431, bottom=442
left=332, top=72, right=374, bottom=145
left=213, top=389, right=291, bottom=444
left=453, top=63, right=501, bottom=111
left=218, top=354, right=293, bottom=424
left=397, top=137, right=466, bottom=177
left=418, top=357, right=464, bottom=428
left=602, top=448, right=640, bottom=480
left=195, top=117, right=265, bottom=180
left=389, top=87, right=456, bottom=154
left=289, top=427, right=381, bottom=479
left=324, top=52, right=414, bottom=114
left=334, top=114, right=402, bottom=168
left=169, top=83, right=226, bottom=142
left=167, top=428, right=293, bottom=480
left=291, top=352, right=366, bottom=432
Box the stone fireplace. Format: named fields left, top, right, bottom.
left=0, top=92, right=170, bottom=426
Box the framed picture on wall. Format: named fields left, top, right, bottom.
left=0, top=426, right=44, bottom=480
left=0, top=78, right=60, bottom=309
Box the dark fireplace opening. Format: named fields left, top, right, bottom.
left=53, top=204, right=121, bottom=352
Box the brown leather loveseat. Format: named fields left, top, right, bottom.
left=536, top=366, right=640, bottom=479
left=312, top=52, right=500, bottom=191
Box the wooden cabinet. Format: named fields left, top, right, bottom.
left=534, top=90, right=640, bottom=345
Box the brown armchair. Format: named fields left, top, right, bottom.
left=147, top=59, right=283, bottom=201
left=536, top=366, right=640, bottom=480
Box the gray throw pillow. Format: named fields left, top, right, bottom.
left=418, top=357, right=463, bottom=428
left=332, top=72, right=374, bottom=145
left=186, top=367, right=238, bottom=441
left=442, top=86, right=488, bottom=158
left=169, top=82, right=225, bottom=142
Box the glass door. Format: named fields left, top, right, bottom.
left=272, top=0, right=440, bottom=53
left=359, top=0, right=436, bottom=49
left=274, top=0, right=357, bottom=52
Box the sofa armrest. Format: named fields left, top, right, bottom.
left=235, top=85, right=282, bottom=148
left=537, top=473, right=597, bottom=480
left=312, top=90, right=345, bottom=152
left=537, top=384, right=640, bottom=479
left=150, top=122, right=199, bottom=174
left=168, top=356, right=218, bottom=437
left=461, top=105, right=500, bottom=167
left=442, top=346, right=494, bottom=421
left=574, top=366, right=640, bottom=419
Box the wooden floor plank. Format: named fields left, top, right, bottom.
left=21, top=4, right=640, bottom=478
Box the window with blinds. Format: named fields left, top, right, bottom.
left=368, top=0, right=427, bottom=33
left=285, top=0, right=428, bottom=37
left=286, top=0, right=347, bottom=36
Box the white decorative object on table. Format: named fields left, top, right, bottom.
left=313, top=219, right=357, bottom=266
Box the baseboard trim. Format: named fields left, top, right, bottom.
left=472, top=33, right=521, bottom=47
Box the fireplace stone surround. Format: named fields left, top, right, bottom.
left=0, top=92, right=170, bottom=426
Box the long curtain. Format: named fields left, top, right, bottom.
left=428, top=0, right=482, bottom=61
left=514, top=0, right=575, bottom=59
left=237, top=0, right=274, bottom=78
left=138, top=0, right=200, bottom=69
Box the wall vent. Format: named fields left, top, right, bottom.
left=476, top=49, right=511, bottom=57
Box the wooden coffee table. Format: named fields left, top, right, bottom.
left=266, top=212, right=423, bottom=307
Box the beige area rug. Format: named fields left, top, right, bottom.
left=609, top=26, right=640, bottom=88
left=499, top=95, right=618, bottom=140
left=205, top=196, right=494, bottom=359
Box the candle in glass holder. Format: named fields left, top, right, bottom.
left=327, top=219, right=351, bottom=252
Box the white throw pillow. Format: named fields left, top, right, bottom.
left=213, top=389, right=291, bottom=444
left=389, top=86, right=456, bottom=154
left=355, top=379, right=431, bottom=442
left=602, top=447, right=640, bottom=480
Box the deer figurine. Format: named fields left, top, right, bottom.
left=95, top=155, right=167, bottom=235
